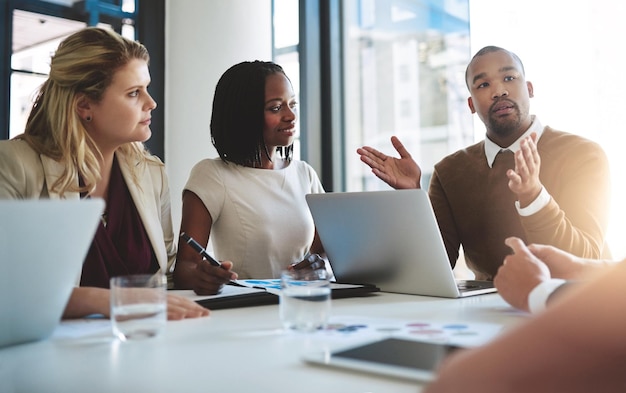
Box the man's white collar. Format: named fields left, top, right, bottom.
left=484, top=116, right=544, bottom=168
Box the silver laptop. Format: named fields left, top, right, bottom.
left=306, top=189, right=496, bottom=298
left=0, top=198, right=104, bottom=348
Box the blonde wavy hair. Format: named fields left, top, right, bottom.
left=18, top=27, right=155, bottom=196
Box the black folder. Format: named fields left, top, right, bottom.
left=172, top=282, right=380, bottom=310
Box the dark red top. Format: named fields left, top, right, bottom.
left=80, top=157, right=159, bottom=288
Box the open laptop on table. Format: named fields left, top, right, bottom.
left=306, top=189, right=496, bottom=298
left=0, top=198, right=104, bottom=348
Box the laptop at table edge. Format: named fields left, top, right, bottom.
left=305, top=189, right=496, bottom=298
left=0, top=198, right=104, bottom=348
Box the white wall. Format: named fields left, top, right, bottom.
left=469, top=0, right=626, bottom=259
left=165, top=0, right=272, bottom=233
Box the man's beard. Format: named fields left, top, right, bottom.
left=487, top=102, right=523, bottom=138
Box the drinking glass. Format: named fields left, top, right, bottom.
left=110, top=274, right=167, bottom=341
left=279, top=269, right=331, bottom=332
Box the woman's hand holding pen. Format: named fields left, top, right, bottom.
left=178, top=232, right=238, bottom=295
left=193, top=259, right=238, bottom=296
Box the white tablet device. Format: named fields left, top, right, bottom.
left=302, top=337, right=463, bottom=382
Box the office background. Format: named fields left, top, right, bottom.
left=2, top=0, right=625, bottom=261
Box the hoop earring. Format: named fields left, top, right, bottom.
left=85, top=116, right=92, bottom=122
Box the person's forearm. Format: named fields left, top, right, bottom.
left=172, top=259, right=197, bottom=289
left=571, top=257, right=618, bottom=280
left=427, top=320, right=607, bottom=393
left=63, top=287, right=110, bottom=319
left=579, top=257, right=617, bottom=267
left=522, top=143, right=610, bottom=261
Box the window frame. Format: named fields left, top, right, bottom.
left=0, top=0, right=165, bottom=160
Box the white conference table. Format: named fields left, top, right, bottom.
left=0, top=292, right=527, bottom=393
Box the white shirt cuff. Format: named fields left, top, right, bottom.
left=516, top=186, right=550, bottom=216
left=527, top=278, right=567, bottom=314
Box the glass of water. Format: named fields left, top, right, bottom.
left=279, top=269, right=331, bottom=332
left=110, top=274, right=167, bottom=341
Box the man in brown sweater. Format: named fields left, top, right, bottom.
left=357, top=46, right=611, bottom=280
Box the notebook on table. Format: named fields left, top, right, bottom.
left=305, top=189, right=496, bottom=298
left=0, top=198, right=104, bottom=348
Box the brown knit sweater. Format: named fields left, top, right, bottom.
left=429, top=127, right=611, bottom=280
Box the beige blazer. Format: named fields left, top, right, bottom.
left=0, top=139, right=176, bottom=281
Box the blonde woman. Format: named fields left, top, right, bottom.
left=0, top=27, right=207, bottom=320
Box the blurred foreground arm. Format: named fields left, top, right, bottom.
left=493, top=237, right=552, bottom=312
left=424, top=259, right=626, bottom=393
left=495, top=237, right=617, bottom=313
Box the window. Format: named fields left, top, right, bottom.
left=272, top=0, right=471, bottom=194
left=10, top=10, right=86, bottom=139
left=5, top=0, right=138, bottom=139
left=272, top=0, right=301, bottom=160
left=342, top=0, right=472, bottom=192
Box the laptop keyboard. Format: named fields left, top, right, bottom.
left=457, top=280, right=494, bottom=290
